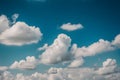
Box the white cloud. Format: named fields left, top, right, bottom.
left=0, top=14, right=42, bottom=46
left=0, top=21, right=42, bottom=46
left=40, top=33, right=71, bottom=64
left=0, top=15, right=9, bottom=33
left=68, top=58, right=84, bottom=68
left=70, top=34, right=120, bottom=62
left=71, top=39, right=115, bottom=58
left=10, top=56, right=38, bottom=69
left=0, top=66, right=8, bottom=71
left=60, top=23, right=83, bottom=31
left=97, top=58, right=117, bottom=75
left=38, top=43, right=48, bottom=51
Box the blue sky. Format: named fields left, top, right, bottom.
left=0, top=0, right=120, bottom=80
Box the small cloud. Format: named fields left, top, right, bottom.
left=12, top=13, right=19, bottom=24
left=60, top=23, right=83, bottom=31
left=38, top=43, right=48, bottom=51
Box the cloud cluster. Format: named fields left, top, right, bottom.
left=0, top=14, right=42, bottom=46
left=1, top=14, right=120, bottom=80
left=60, top=23, right=83, bottom=31
left=8, top=33, right=120, bottom=70
left=1, top=59, right=120, bottom=80
left=37, top=33, right=120, bottom=68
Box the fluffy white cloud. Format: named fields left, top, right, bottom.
left=71, top=39, right=115, bottom=58
left=40, top=33, right=71, bottom=64
left=60, top=23, right=83, bottom=31
left=0, top=14, right=42, bottom=46
left=10, top=56, right=38, bottom=69
left=0, top=22, right=42, bottom=46
left=0, top=15, right=9, bottom=33
left=38, top=43, right=48, bottom=51
left=70, top=34, right=120, bottom=61
left=97, top=58, right=117, bottom=75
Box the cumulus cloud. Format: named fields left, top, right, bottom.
left=70, top=34, right=120, bottom=61
left=40, top=33, right=71, bottom=64
left=60, top=23, right=83, bottom=31
left=0, top=14, right=42, bottom=46
left=71, top=39, right=115, bottom=58
left=97, top=58, right=117, bottom=75
left=38, top=43, right=48, bottom=51
left=10, top=56, right=38, bottom=69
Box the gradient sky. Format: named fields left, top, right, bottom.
left=0, top=0, right=120, bottom=79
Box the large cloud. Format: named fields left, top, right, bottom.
left=10, top=56, right=38, bottom=69
left=0, top=14, right=42, bottom=46
left=60, top=23, right=83, bottom=31
left=40, top=33, right=71, bottom=64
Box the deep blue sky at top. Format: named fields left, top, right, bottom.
left=0, top=0, right=120, bottom=67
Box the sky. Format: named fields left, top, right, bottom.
left=0, top=0, right=120, bottom=80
